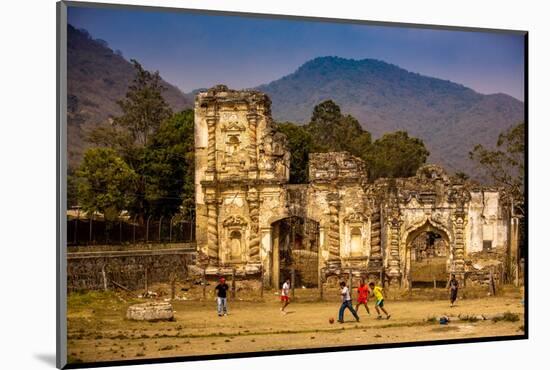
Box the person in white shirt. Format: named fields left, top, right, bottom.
left=338, top=281, right=360, bottom=323
left=280, top=278, right=291, bottom=314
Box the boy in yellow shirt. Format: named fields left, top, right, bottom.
left=369, top=282, right=391, bottom=320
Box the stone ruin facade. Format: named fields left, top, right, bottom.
left=194, top=86, right=521, bottom=289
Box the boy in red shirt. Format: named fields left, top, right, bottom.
left=355, top=279, right=371, bottom=315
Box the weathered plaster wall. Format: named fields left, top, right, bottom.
left=193, top=86, right=516, bottom=289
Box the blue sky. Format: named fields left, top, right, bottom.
left=68, top=5, right=525, bottom=100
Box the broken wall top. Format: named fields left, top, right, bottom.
left=309, top=152, right=368, bottom=184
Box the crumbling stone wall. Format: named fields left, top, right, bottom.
left=67, top=247, right=195, bottom=292
left=193, top=86, right=517, bottom=290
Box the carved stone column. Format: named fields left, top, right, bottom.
left=246, top=112, right=259, bottom=172
left=369, top=207, right=383, bottom=263
left=450, top=189, right=470, bottom=282
left=386, top=210, right=402, bottom=287
left=206, top=115, right=218, bottom=173
left=326, top=192, right=341, bottom=269
left=247, top=187, right=260, bottom=262
left=204, top=192, right=219, bottom=265
left=452, top=211, right=467, bottom=277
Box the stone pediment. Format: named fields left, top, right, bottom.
left=221, top=121, right=246, bottom=132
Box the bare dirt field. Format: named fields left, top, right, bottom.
left=67, top=287, right=525, bottom=364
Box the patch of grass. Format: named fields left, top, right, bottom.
left=426, top=316, right=437, bottom=323
left=136, top=352, right=145, bottom=357
left=68, top=290, right=119, bottom=308
left=159, top=345, right=174, bottom=351
left=493, top=312, right=519, bottom=323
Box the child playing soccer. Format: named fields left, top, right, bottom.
left=369, top=282, right=390, bottom=320
left=280, top=278, right=291, bottom=314
left=338, top=281, right=360, bottom=323
left=355, top=279, right=370, bottom=315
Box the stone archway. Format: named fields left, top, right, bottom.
left=270, top=216, right=320, bottom=290
left=402, top=220, right=452, bottom=289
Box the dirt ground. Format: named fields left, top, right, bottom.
left=66, top=287, right=525, bottom=364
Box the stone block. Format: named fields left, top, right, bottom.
left=126, top=302, right=174, bottom=321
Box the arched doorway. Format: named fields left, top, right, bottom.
left=271, top=216, right=320, bottom=290
left=404, top=222, right=451, bottom=288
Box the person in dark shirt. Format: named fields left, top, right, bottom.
left=448, top=274, right=459, bottom=307
left=215, top=277, right=230, bottom=316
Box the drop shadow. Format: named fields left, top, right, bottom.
left=34, top=353, right=56, bottom=367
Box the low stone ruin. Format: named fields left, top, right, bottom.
left=126, top=302, right=174, bottom=321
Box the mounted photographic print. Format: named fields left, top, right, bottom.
left=56, top=1, right=528, bottom=368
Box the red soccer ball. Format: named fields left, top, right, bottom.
left=329, top=317, right=335, bottom=324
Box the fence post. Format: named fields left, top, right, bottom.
left=101, top=263, right=108, bottom=291
left=89, top=214, right=93, bottom=244
left=119, top=219, right=122, bottom=244
left=170, top=271, right=176, bottom=300
left=159, top=216, right=163, bottom=243
left=169, top=216, right=175, bottom=243
left=74, top=217, right=78, bottom=245
left=144, top=265, right=149, bottom=292
left=146, top=215, right=152, bottom=243
left=190, top=209, right=195, bottom=242
left=133, top=216, right=137, bottom=244
left=291, top=268, right=296, bottom=298
left=231, top=268, right=236, bottom=299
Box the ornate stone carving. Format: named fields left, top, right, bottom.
left=326, top=192, right=341, bottom=264
left=206, top=115, right=218, bottom=173
left=344, top=212, right=365, bottom=223
left=246, top=112, right=259, bottom=171
left=247, top=188, right=260, bottom=262
left=222, top=215, right=248, bottom=227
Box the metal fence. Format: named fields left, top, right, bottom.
left=67, top=215, right=195, bottom=246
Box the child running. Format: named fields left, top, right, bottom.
left=369, top=282, right=391, bottom=320
left=280, top=278, right=291, bottom=314
left=355, top=279, right=371, bottom=315
left=338, top=281, right=360, bottom=323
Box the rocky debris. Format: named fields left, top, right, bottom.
left=137, top=291, right=158, bottom=299
left=126, top=302, right=174, bottom=321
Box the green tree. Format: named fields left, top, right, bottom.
left=140, top=110, right=195, bottom=218
left=76, top=148, right=137, bottom=220
left=84, top=60, right=191, bottom=221
left=114, top=59, right=172, bottom=148
left=364, top=131, right=430, bottom=180
left=307, top=100, right=371, bottom=155
left=469, top=122, right=525, bottom=215
left=87, top=59, right=173, bottom=158
left=276, top=122, right=313, bottom=183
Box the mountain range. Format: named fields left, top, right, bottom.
left=67, top=24, right=192, bottom=166
left=257, top=56, right=524, bottom=178
left=67, top=26, right=524, bottom=180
